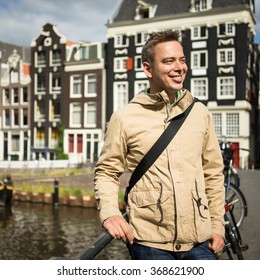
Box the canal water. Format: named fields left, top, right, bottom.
left=0, top=202, right=130, bottom=260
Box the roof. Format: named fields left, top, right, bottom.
left=0, top=41, right=30, bottom=63
left=112, top=0, right=252, bottom=22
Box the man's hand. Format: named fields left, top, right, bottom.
left=103, top=215, right=134, bottom=244
left=208, top=233, right=225, bottom=254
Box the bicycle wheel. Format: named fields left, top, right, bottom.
left=225, top=182, right=247, bottom=227
left=224, top=223, right=244, bottom=260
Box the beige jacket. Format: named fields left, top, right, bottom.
left=94, top=89, right=225, bottom=252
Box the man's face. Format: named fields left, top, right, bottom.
left=143, top=41, right=188, bottom=95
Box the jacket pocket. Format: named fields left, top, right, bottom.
left=131, top=188, right=171, bottom=224
left=129, top=189, right=173, bottom=242
left=192, top=187, right=212, bottom=241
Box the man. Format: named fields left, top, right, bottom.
left=94, top=30, right=225, bottom=260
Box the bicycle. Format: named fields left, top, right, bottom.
left=222, top=145, right=249, bottom=227
left=223, top=199, right=249, bottom=259
left=219, top=140, right=240, bottom=188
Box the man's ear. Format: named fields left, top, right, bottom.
left=143, top=61, right=152, bottom=78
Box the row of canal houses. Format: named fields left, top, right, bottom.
left=0, top=0, right=259, bottom=168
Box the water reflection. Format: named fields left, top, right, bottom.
left=0, top=202, right=130, bottom=260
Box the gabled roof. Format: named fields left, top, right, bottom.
left=0, top=41, right=30, bottom=63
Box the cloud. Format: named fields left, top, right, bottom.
left=0, top=0, right=121, bottom=46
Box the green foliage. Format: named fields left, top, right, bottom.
left=55, top=122, right=68, bottom=159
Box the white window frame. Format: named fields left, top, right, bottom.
left=218, top=22, right=235, bottom=37
left=21, top=87, right=28, bottom=104
left=191, top=26, right=208, bottom=40
left=114, top=34, right=128, bottom=48
left=212, top=112, right=239, bottom=137
left=84, top=74, right=97, bottom=97
left=70, top=75, right=82, bottom=97
left=35, top=50, right=46, bottom=67
left=3, top=88, right=10, bottom=105
left=191, top=50, right=207, bottom=69
left=21, top=108, right=28, bottom=127
left=70, top=103, right=82, bottom=127
left=191, top=78, right=208, bottom=100
left=217, top=76, right=236, bottom=99
left=194, top=0, right=208, bottom=11
left=134, top=80, right=149, bottom=95
left=84, top=102, right=97, bottom=127
left=135, top=32, right=150, bottom=45
left=114, top=57, right=128, bottom=73
left=217, top=48, right=235, bottom=65
left=3, top=109, right=10, bottom=127
left=35, top=73, right=46, bottom=94
left=113, top=82, right=129, bottom=112
left=49, top=72, right=61, bottom=93
left=50, top=49, right=62, bottom=66
left=134, top=56, right=143, bottom=71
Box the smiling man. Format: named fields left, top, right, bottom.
left=94, top=30, right=225, bottom=260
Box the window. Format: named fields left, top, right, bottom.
left=86, top=133, right=100, bottom=162
left=4, top=109, right=10, bottom=127
left=194, top=0, right=207, bottom=11
left=36, top=74, right=46, bottom=92
left=134, top=2, right=157, bottom=20
left=13, top=109, right=19, bottom=126
left=212, top=112, right=239, bottom=137
left=85, top=74, right=97, bottom=97
left=51, top=73, right=61, bottom=92
left=51, top=49, right=61, bottom=65
left=70, top=103, right=82, bottom=126
left=135, top=56, right=142, bottom=70
left=12, top=134, right=20, bottom=152
left=85, top=102, right=97, bottom=127
left=217, top=77, right=235, bottom=99
left=134, top=80, right=149, bottom=95
left=10, top=69, right=18, bottom=84
left=79, top=46, right=88, bottom=60
left=191, top=51, right=207, bottom=68
left=35, top=100, right=46, bottom=121
left=191, top=78, right=208, bottom=99
left=114, top=57, right=128, bottom=72
left=3, top=88, right=10, bottom=105
left=113, top=82, right=128, bottom=112
left=218, top=23, right=235, bottom=37
left=114, top=35, right=128, bottom=47
left=36, top=128, right=45, bottom=148
left=226, top=113, right=239, bottom=136
left=22, top=108, right=28, bottom=126
left=136, top=32, right=149, bottom=45
left=212, top=113, right=222, bottom=136
left=13, top=88, right=19, bottom=104
left=192, top=26, right=207, bottom=40
left=217, top=49, right=235, bottom=65
left=21, top=87, right=28, bottom=103
left=50, top=128, right=58, bottom=149
left=50, top=100, right=61, bottom=120
left=36, top=51, right=46, bottom=67
left=71, top=76, right=82, bottom=97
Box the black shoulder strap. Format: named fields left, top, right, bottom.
left=124, top=98, right=197, bottom=203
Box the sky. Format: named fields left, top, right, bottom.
left=0, top=0, right=259, bottom=47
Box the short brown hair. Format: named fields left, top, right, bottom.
left=142, top=30, right=180, bottom=65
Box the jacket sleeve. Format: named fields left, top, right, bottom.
left=202, top=113, right=225, bottom=238
left=94, top=112, right=127, bottom=224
